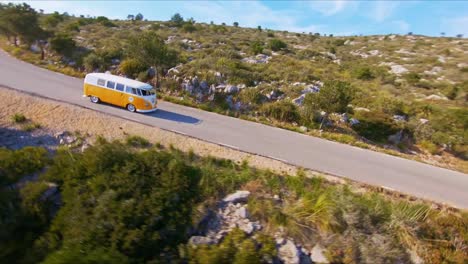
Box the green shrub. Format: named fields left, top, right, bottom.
left=353, top=67, right=374, bottom=80
left=83, top=53, right=104, bottom=72
left=404, top=72, right=421, bottom=85
left=49, top=33, right=76, bottom=57
left=260, top=101, right=300, bottom=123
left=125, top=135, right=150, bottom=147
left=22, top=122, right=41, bottom=131
left=11, top=113, right=26, bottom=123
left=182, top=22, right=196, bottom=33
left=352, top=111, right=399, bottom=142
left=238, top=88, right=265, bottom=105
left=119, top=58, right=147, bottom=78
left=251, top=40, right=264, bottom=55
left=268, top=38, right=287, bottom=51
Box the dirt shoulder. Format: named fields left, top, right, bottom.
left=0, top=87, right=305, bottom=176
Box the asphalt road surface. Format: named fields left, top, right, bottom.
left=1, top=50, right=467, bottom=209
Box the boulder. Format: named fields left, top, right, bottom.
left=310, top=244, right=329, bottom=263
left=223, top=190, right=250, bottom=203
left=200, top=80, right=209, bottom=90
left=390, top=65, right=409, bottom=75
left=278, top=240, right=300, bottom=264
left=189, top=236, right=214, bottom=246
left=349, top=118, right=360, bottom=126
left=224, top=85, right=239, bottom=94
left=292, top=94, right=305, bottom=106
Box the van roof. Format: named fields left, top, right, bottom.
left=85, top=73, right=153, bottom=90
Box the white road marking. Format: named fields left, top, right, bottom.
left=217, top=143, right=240, bottom=150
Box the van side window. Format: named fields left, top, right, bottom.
left=132, top=88, right=138, bottom=95
left=97, top=79, right=105, bottom=86
left=125, top=86, right=132, bottom=93
left=116, top=83, right=125, bottom=91
left=106, top=81, right=116, bottom=89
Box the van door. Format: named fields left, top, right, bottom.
left=114, top=83, right=126, bottom=107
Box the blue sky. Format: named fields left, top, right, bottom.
left=7, top=1, right=468, bottom=37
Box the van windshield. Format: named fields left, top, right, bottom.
left=140, top=89, right=156, bottom=96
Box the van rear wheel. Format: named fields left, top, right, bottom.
left=126, top=104, right=136, bottom=112
left=90, top=96, right=99, bottom=103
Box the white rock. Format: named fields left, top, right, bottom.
left=189, top=236, right=214, bottom=246
left=457, top=63, right=468, bottom=68
left=349, top=118, right=360, bottom=126
left=390, top=65, right=409, bottom=75
left=223, top=190, right=250, bottom=203
left=354, top=107, right=370, bottom=112
left=426, top=94, right=448, bottom=100
left=310, top=244, right=329, bottom=263
left=292, top=94, right=306, bottom=106
left=224, top=85, right=239, bottom=94
left=419, top=118, right=429, bottom=124
left=235, top=206, right=249, bottom=218
left=278, top=240, right=300, bottom=264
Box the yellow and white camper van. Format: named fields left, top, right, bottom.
left=83, top=73, right=157, bottom=112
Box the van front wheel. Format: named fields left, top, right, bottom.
left=90, top=96, right=100, bottom=103
left=126, top=104, right=136, bottom=112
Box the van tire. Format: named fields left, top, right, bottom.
left=90, top=96, right=100, bottom=103
left=126, top=104, right=136, bottom=112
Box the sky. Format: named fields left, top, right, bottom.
left=5, top=1, right=468, bottom=37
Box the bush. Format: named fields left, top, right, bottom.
left=303, top=80, right=354, bottom=114
left=260, top=101, right=300, bottom=123
left=119, top=59, right=147, bottom=78
left=40, top=140, right=201, bottom=261
left=11, top=113, right=26, bottom=123
left=404, top=72, right=421, bottom=85
left=419, top=140, right=439, bottom=155
left=49, top=33, right=76, bottom=57
left=352, top=111, right=399, bottom=142
left=268, top=39, right=287, bottom=51
left=182, top=22, right=196, bottom=33
left=251, top=40, right=264, bottom=55
left=125, top=135, right=150, bottom=147
left=238, top=88, right=265, bottom=105
left=83, top=53, right=104, bottom=72
left=353, top=67, right=374, bottom=80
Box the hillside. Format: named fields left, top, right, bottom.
left=0, top=5, right=466, bottom=171
left=1, top=4, right=467, bottom=170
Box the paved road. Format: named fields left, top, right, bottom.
left=1, top=50, right=467, bottom=209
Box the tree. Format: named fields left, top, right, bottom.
left=43, top=11, right=64, bottom=29
left=135, top=13, right=143, bottom=21
left=127, top=14, right=134, bottom=20
left=268, top=38, right=287, bottom=51
left=440, top=32, right=445, bottom=37
left=170, top=13, right=184, bottom=26
left=0, top=3, right=43, bottom=46
left=257, top=25, right=262, bottom=31
left=407, top=32, right=413, bottom=35
left=127, top=32, right=178, bottom=88
left=49, top=33, right=76, bottom=57
left=233, top=22, right=239, bottom=27
left=456, top=34, right=463, bottom=38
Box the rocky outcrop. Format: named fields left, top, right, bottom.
left=189, top=190, right=261, bottom=245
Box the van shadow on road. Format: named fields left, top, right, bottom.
left=147, top=109, right=202, bottom=124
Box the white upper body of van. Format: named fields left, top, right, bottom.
left=85, top=73, right=156, bottom=101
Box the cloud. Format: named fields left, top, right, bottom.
left=180, top=1, right=323, bottom=33
left=392, top=20, right=410, bottom=33
left=307, top=0, right=352, bottom=16
left=370, top=1, right=399, bottom=22
left=442, top=16, right=468, bottom=37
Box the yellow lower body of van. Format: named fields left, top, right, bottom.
left=83, top=83, right=157, bottom=112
